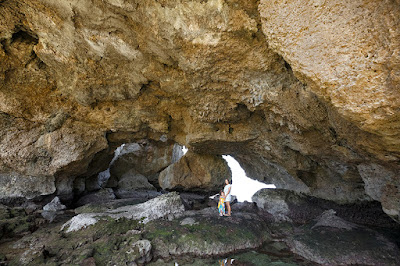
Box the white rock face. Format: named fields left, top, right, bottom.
left=61, top=213, right=99, bottom=233
left=43, top=196, right=66, bottom=212
left=61, top=192, right=185, bottom=232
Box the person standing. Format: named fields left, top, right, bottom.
left=223, top=179, right=232, bottom=216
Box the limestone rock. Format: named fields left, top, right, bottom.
left=357, top=163, right=400, bottom=222
left=117, top=169, right=156, bottom=191
left=62, top=192, right=185, bottom=232
left=109, top=141, right=183, bottom=188
left=43, top=197, right=66, bottom=212
left=158, top=151, right=231, bottom=193
left=259, top=0, right=400, bottom=149
left=0, top=0, right=399, bottom=222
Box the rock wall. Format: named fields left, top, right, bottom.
left=0, top=1, right=399, bottom=220
left=158, top=151, right=231, bottom=193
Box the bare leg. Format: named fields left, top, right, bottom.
left=226, top=201, right=231, bottom=216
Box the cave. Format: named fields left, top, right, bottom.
left=1, top=0, right=400, bottom=265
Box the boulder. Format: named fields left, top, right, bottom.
left=252, top=189, right=307, bottom=222
left=43, top=197, right=66, bottom=212
left=158, top=151, right=231, bottom=194
left=117, top=169, right=156, bottom=191
left=62, top=192, right=185, bottom=232
left=42, top=196, right=67, bottom=222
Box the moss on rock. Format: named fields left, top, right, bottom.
left=6, top=217, right=147, bottom=265
left=144, top=211, right=271, bottom=258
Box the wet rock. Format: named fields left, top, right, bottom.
left=62, top=192, right=185, bottom=232
left=159, top=151, right=231, bottom=194
left=144, top=207, right=271, bottom=258
left=285, top=215, right=400, bottom=265
left=312, top=209, right=357, bottom=231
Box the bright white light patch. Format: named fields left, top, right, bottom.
left=223, top=155, right=275, bottom=202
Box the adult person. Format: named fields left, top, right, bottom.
left=223, top=179, right=232, bottom=216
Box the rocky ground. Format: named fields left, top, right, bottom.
left=1, top=191, right=399, bottom=265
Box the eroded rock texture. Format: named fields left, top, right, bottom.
left=159, top=151, right=231, bottom=193
left=0, top=1, right=399, bottom=220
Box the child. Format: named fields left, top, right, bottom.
left=218, top=191, right=226, bottom=216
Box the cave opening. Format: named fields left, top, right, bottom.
left=222, top=155, right=276, bottom=202
left=182, top=146, right=276, bottom=202
left=91, top=143, right=276, bottom=203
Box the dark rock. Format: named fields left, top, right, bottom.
left=179, top=192, right=208, bottom=210
left=285, top=211, right=400, bottom=265
left=114, top=189, right=161, bottom=200
left=75, top=188, right=116, bottom=207
left=252, top=188, right=400, bottom=228
left=144, top=207, right=271, bottom=259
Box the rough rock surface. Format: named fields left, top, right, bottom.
left=144, top=207, right=271, bottom=258
left=0, top=0, right=399, bottom=221
left=285, top=212, right=400, bottom=265
left=4, top=217, right=147, bottom=265
left=62, top=192, right=185, bottom=232
left=252, top=188, right=400, bottom=228
left=115, top=169, right=156, bottom=191
left=42, top=196, right=66, bottom=212
left=75, top=188, right=116, bottom=207
left=158, top=151, right=231, bottom=193
left=108, top=140, right=183, bottom=188
left=1, top=196, right=399, bottom=265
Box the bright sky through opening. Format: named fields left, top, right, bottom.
left=182, top=147, right=275, bottom=202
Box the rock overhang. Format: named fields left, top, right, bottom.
left=0, top=0, right=399, bottom=222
